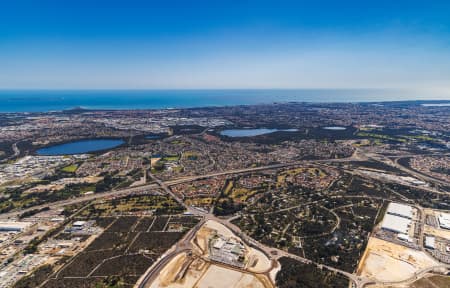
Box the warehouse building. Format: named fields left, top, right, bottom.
left=0, top=221, right=32, bottom=232
left=381, top=213, right=411, bottom=234
left=386, top=202, right=413, bottom=219
left=438, top=213, right=450, bottom=230
left=425, top=236, right=435, bottom=249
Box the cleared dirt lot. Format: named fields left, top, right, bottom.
left=247, top=247, right=272, bottom=273
left=198, top=265, right=269, bottom=288
left=366, top=275, right=450, bottom=288
left=357, top=237, right=438, bottom=282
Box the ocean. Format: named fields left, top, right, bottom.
left=0, top=89, right=447, bottom=113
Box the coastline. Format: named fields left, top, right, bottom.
left=1, top=89, right=449, bottom=113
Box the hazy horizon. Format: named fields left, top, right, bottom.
left=1, top=1, right=450, bottom=98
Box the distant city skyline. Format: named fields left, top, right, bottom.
left=1, top=1, right=450, bottom=98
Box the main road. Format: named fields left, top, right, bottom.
left=0, top=159, right=348, bottom=220
left=3, top=147, right=371, bottom=220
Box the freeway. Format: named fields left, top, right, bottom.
left=148, top=172, right=186, bottom=208
left=2, top=146, right=446, bottom=221
left=2, top=148, right=374, bottom=220
left=394, top=156, right=450, bottom=188
left=0, top=160, right=338, bottom=220
left=0, top=183, right=160, bottom=220
left=365, top=152, right=450, bottom=190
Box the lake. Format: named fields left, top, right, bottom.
left=36, top=139, right=125, bottom=155
left=220, top=128, right=298, bottom=137
left=145, top=135, right=162, bottom=139
left=322, top=126, right=347, bottom=131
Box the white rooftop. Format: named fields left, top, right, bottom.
left=387, top=202, right=413, bottom=219
left=397, top=233, right=409, bottom=241
left=0, top=221, right=32, bottom=231
left=438, top=213, right=450, bottom=230
left=381, top=214, right=411, bottom=234
left=213, top=238, right=226, bottom=250
left=425, top=236, right=435, bottom=249
left=72, top=221, right=86, bottom=227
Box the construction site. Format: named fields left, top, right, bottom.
left=146, top=220, right=275, bottom=288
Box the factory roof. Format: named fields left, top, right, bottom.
left=438, top=213, right=450, bottom=230
left=387, top=202, right=413, bottom=219
left=397, top=233, right=409, bottom=241
left=213, top=238, right=226, bottom=249
left=72, top=221, right=87, bottom=227
left=0, top=221, right=32, bottom=231
left=381, top=214, right=411, bottom=234
left=425, top=236, right=435, bottom=249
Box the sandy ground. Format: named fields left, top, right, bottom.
left=191, top=225, right=212, bottom=255
left=268, top=261, right=281, bottom=284
left=424, top=225, right=450, bottom=239
left=154, top=252, right=187, bottom=287
left=203, top=220, right=235, bottom=238
left=358, top=237, right=438, bottom=282
left=149, top=253, right=209, bottom=288
left=151, top=257, right=272, bottom=288
left=365, top=275, right=450, bottom=288
left=246, top=247, right=272, bottom=273
left=198, top=264, right=267, bottom=288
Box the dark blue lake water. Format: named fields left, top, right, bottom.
left=36, top=139, right=125, bottom=155
left=145, top=135, right=162, bottom=139
left=322, top=126, right=347, bottom=130
left=220, top=128, right=298, bottom=137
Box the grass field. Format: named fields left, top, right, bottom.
left=162, top=155, right=180, bottom=161
left=80, top=195, right=185, bottom=217
left=60, top=164, right=78, bottom=173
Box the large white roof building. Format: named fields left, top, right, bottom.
left=386, top=202, right=413, bottom=219
left=0, top=221, right=32, bottom=232
left=438, top=213, right=450, bottom=230
left=381, top=214, right=411, bottom=234
left=425, top=236, right=435, bottom=249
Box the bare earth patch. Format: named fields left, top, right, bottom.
left=357, top=237, right=438, bottom=283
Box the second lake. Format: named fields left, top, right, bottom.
left=220, top=128, right=298, bottom=137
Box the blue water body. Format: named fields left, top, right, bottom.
left=36, top=139, right=125, bottom=155
left=220, top=128, right=298, bottom=137
left=0, top=89, right=436, bottom=113
left=323, top=126, right=347, bottom=130
left=421, top=103, right=450, bottom=107
left=145, top=135, right=162, bottom=139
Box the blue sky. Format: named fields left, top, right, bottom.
left=1, top=0, right=450, bottom=96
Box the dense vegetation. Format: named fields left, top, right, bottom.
left=276, top=257, right=349, bottom=288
